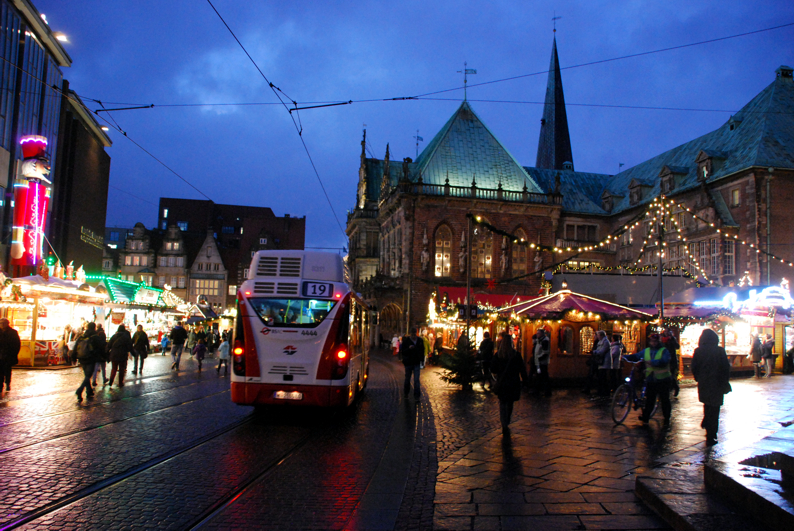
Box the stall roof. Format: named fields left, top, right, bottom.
left=437, top=287, right=533, bottom=309
left=503, top=290, right=655, bottom=320
left=98, top=278, right=167, bottom=307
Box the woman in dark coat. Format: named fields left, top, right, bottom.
left=107, top=325, right=133, bottom=388
left=490, top=332, right=528, bottom=434
left=691, top=329, right=731, bottom=446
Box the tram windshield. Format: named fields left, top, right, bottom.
left=248, top=298, right=338, bottom=328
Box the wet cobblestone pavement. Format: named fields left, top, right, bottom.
left=1, top=350, right=792, bottom=530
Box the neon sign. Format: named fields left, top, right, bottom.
left=692, top=285, right=794, bottom=311
left=10, top=181, right=49, bottom=266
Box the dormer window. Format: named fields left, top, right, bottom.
left=628, top=179, right=646, bottom=206
left=695, top=150, right=727, bottom=182
left=562, top=161, right=573, bottom=171
left=602, top=195, right=613, bottom=212
left=661, top=175, right=675, bottom=193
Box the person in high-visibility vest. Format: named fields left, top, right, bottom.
left=623, top=333, right=673, bottom=425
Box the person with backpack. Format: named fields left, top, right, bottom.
left=131, top=324, right=150, bottom=376
left=169, top=321, right=189, bottom=370
left=75, top=322, right=105, bottom=402
left=107, top=324, right=134, bottom=387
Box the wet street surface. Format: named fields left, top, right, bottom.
left=0, top=350, right=791, bottom=530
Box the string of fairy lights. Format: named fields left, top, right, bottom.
left=468, top=192, right=793, bottom=286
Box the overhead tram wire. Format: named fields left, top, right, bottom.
left=0, top=54, right=214, bottom=204
left=205, top=0, right=347, bottom=237
left=411, top=21, right=794, bottom=98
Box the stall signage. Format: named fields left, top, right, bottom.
left=10, top=181, right=49, bottom=266
left=135, top=287, right=161, bottom=305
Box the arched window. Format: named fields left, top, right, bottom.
left=559, top=325, right=574, bottom=354
left=472, top=221, right=493, bottom=278
left=512, top=229, right=528, bottom=277
left=434, top=226, right=452, bottom=277
left=580, top=326, right=596, bottom=355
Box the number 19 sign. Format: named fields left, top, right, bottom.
left=302, top=281, right=334, bottom=298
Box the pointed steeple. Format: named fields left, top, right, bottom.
left=535, top=36, right=574, bottom=171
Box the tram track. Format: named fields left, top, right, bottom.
left=0, top=414, right=254, bottom=531
left=0, top=368, right=222, bottom=427
left=0, top=388, right=231, bottom=455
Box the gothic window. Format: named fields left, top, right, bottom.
left=472, top=223, right=493, bottom=279
left=434, top=226, right=452, bottom=277
left=512, top=229, right=528, bottom=277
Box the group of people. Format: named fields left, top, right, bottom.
left=167, top=321, right=230, bottom=374
left=748, top=333, right=776, bottom=378
left=73, top=322, right=152, bottom=401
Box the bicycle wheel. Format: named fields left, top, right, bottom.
left=647, top=395, right=659, bottom=419
left=611, top=384, right=632, bottom=425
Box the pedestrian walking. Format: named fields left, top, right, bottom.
left=478, top=331, right=495, bottom=390
left=0, top=318, right=21, bottom=392
left=491, top=332, right=528, bottom=434
left=608, top=334, right=624, bottom=395
left=187, top=326, right=197, bottom=352
left=762, top=334, right=776, bottom=378
left=91, top=324, right=109, bottom=387
left=74, top=322, right=104, bottom=402
left=691, top=329, right=731, bottom=446
left=661, top=330, right=681, bottom=397
left=748, top=334, right=763, bottom=378
left=217, top=338, right=230, bottom=375
left=160, top=333, right=169, bottom=355
left=625, top=333, right=673, bottom=426
left=595, top=331, right=613, bottom=397
left=193, top=339, right=207, bottom=371
left=400, top=327, right=424, bottom=399
left=107, top=324, right=133, bottom=387
left=784, top=345, right=794, bottom=375
left=533, top=329, right=552, bottom=397
left=433, top=335, right=443, bottom=364
left=582, top=337, right=600, bottom=395
left=169, top=321, right=188, bottom=370
left=131, top=324, right=150, bottom=375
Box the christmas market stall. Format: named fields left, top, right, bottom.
left=427, top=287, right=532, bottom=353
left=663, top=283, right=794, bottom=373
left=500, top=289, right=655, bottom=381
left=97, top=277, right=185, bottom=350
left=1, top=273, right=106, bottom=367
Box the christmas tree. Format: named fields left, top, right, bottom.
left=439, top=335, right=478, bottom=389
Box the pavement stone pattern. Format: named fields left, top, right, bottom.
left=422, top=363, right=794, bottom=531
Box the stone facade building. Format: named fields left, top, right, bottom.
left=347, top=36, right=794, bottom=337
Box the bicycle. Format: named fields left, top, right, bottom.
left=610, top=359, right=659, bottom=425
left=473, top=359, right=496, bottom=390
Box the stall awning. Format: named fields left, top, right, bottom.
left=437, top=287, right=532, bottom=309
left=98, top=278, right=168, bottom=307
left=503, top=290, right=655, bottom=321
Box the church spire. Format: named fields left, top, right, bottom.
left=535, top=35, right=574, bottom=171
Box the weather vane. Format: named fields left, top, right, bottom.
left=553, top=12, right=561, bottom=33
left=457, top=61, right=477, bottom=101
left=413, top=130, right=423, bottom=158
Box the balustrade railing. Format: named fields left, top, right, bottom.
left=395, top=181, right=561, bottom=205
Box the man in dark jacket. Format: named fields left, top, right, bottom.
left=75, top=322, right=105, bottom=402
left=400, top=327, right=424, bottom=399
left=169, top=322, right=189, bottom=370
left=661, top=330, right=681, bottom=396
left=0, top=318, right=21, bottom=392
left=108, top=325, right=133, bottom=387
left=478, top=332, right=494, bottom=390
left=691, top=329, right=731, bottom=446
left=131, top=325, right=150, bottom=375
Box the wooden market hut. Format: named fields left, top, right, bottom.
left=501, top=290, right=656, bottom=382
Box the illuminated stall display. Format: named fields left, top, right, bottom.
left=664, top=284, right=794, bottom=371
left=11, top=136, right=52, bottom=271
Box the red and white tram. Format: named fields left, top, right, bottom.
left=231, top=251, right=371, bottom=407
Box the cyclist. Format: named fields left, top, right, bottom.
left=623, top=333, right=673, bottom=426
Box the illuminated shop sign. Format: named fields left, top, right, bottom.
left=10, top=181, right=50, bottom=266
left=692, top=284, right=794, bottom=311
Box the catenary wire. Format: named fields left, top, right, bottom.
left=204, top=0, right=347, bottom=239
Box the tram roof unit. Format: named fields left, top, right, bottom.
left=248, top=250, right=345, bottom=283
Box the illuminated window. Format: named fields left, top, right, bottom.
left=473, top=223, right=493, bottom=279
left=731, top=189, right=740, bottom=207
left=580, top=326, right=595, bottom=355
left=260, top=238, right=267, bottom=245
left=177, top=222, right=188, bottom=231
left=724, top=240, right=735, bottom=276
left=178, top=277, right=185, bottom=288
left=124, top=256, right=132, bottom=266
left=133, top=256, right=140, bottom=266
left=434, top=226, right=452, bottom=277
left=166, top=242, right=172, bottom=251
left=163, top=208, right=168, bottom=219
left=170, top=276, right=177, bottom=286
left=158, top=276, right=165, bottom=287
left=174, top=242, right=180, bottom=250
left=512, top=229, right=527, bottom=277
left=228, top=284, right=237, bottom=296
left=176, top=257, right=184, bottom=267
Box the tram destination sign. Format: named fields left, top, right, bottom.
left=302, top=281, right=334, bottom=299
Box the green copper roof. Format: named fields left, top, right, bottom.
left=413, top=102, right=544, bottom=192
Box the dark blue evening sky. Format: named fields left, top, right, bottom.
left=34, top=0, right=794, bottom=250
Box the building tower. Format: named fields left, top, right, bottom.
left=535, top=35, right=574, bottom=171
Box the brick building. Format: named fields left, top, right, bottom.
left=347, top=36, right=794, bottom=336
